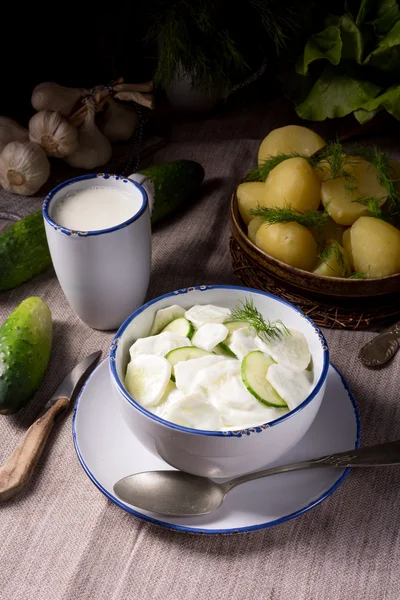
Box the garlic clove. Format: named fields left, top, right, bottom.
left=29, top=110, right=79, bottom=158
left=31, top=82, right=89, bottom=116
left=98, top=98, right=137, bottom=142
left=0, top=117, right=29, bottom=153
left=0, top=141, right=50, bottom=196
left=66, top=101, right=112, bottom=169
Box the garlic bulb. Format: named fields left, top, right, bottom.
left=0, top=141, right=50, bottom=196
left=98, top=98, right=137, bottom=142
left=0, top=117, right=29, bottom=152
left=29, top=110, right=79, bottom=158
left=31, top=82, right=89, bottom=116
left=66, top=101, right=112, bottom=169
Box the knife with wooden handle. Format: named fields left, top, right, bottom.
left=0, top=350, right=101, bottom=502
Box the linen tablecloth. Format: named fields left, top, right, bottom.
left=1, top=108, right=400, bottom=600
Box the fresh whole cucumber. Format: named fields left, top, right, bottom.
left=0, top=297, right=52, bottom=415
left=0, top=211, right=52, bottom=291
left=137, top=159, right=205, bottom=225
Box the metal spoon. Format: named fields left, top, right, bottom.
left=359, top=321, right=400, bottom=368
left=114, top=439, right=400, bottom=517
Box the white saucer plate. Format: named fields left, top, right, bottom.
left=73, top=359, right=360, bottom=535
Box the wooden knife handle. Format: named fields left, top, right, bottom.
left=0, top=397, right=69, bottom=502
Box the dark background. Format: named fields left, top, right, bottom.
left=1, top=3, right=155, bottom=123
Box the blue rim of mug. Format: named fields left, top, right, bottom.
left=42, top=173, right=148, bottom=237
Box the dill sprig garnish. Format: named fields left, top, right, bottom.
left=349, top=272, right=368, bottom=279
left=351, top=196, right=384, bottom=219
left=230, top=298, right=290, bottom=342
left=244, top=152, right=316, bottom=183
left=318, top=240, right=349, bottom=277
left=250, top=205, right=329, bottom=230
left=351, top=146, right=400, bottom=213
left=315, top=140, right=358, bottom=192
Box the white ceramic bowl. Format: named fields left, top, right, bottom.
left=109, top=285, right=329, bottom=478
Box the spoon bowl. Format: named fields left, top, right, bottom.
left=114, top=471, right=227, bottom=516
left=114, top=439, right=400, bottom=517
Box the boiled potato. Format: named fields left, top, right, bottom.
left=310, top=217, right=346, bottom=245
left=264, top=157, right=321, bottom=212
left=258, top=125, right=326, bottom=166
left=350, top=217, right=400, bottom=277
left=321, top=158, right=388, bottom=226
left=255, top=222, right=317, bottom=271
left=313, top=159, right=331, bottom=183
left=248, top=217, right=264, bottom=243
left=313, top=241, right=350, bottom=278
left=342, top=228, right=354, bottom=270
left=237, top=182, right=266, bottom=225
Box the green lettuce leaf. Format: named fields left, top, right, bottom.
left=295, top=66, right=382, bottom=121
left=364, top=20, right=400, bottom=72
left=367, top=0, right=400, bottom=35
left=296, top=26, right=342, bottom=75
left=340, top=13, right=364, bottom=62
left=355, top=84, right=400, bottom=123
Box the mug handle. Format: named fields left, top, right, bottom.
left=128, top=173, right=155, bottom=216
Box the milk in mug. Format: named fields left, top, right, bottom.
left=50, top=186, right=143, bottom=231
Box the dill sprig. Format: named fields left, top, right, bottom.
left=244, top=152, right=316, bottom=183
left=315, top=140, right=358, bottom=192
left=349, top=272, right=368, bottom=279
left=319, top=240, right=349, bottom=277
left=352, top=146, right=400, bottom=213
left=250, top=205, right=329, bottom=230
left=351, top=196, right=384, bottom=219
left=230, top=298, right=290, bottom=342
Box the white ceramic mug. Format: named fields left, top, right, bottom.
left=43, top=173, right=154, bottom=330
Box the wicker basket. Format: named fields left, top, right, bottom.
left=230, top=193, right=400, bottom=330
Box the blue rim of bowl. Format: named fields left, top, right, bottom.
left=109, top=285, right=330, bottom=437
left=72, top=359, right=361, bottom=535
left=42, top=173, right=148, bottom=237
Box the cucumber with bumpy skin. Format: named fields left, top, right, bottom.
left=137, top=160, right=205, bottom=225
left=0, top=211, right=52, bottom=291
left=241, top=351, right=287, bottom=408
left=0, top=297, right=52, bottom=414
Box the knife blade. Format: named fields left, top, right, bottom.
left=36, top=350, right=102, bottom=419
left=0, top=350, right=102, bottom=502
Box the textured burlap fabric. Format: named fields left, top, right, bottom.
left=1, top=112, right=400, bottom=600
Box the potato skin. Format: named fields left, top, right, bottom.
left=247, top=217, right=264, bottom=243
left=237, top=182, right=266, bottom=226
left=264, top=157, right=321, bottom=212
left=350, top=217, right=400, bottom=277
left=258, top=125, right=326, bottom=166
left=255, top=221, right=317, bottom=271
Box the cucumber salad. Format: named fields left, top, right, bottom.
left=124, top=300, right=313, bottom=431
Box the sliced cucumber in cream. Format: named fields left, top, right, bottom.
left=149, top=305, right=185, bottom=335
left=161, top=317, right=194, bottom=339
left=166, top=346, right=213, bottom=382
left=257, top=329, right=310, bottom=372
left=215, top=342, right=237, bottom=358
left=241, top=351, right=287, bottom=408
left=224, top=321, right=251, bottom=333
left=192, top=323, right=228, bottom=351
left=125, top=354, right=171, bottom=407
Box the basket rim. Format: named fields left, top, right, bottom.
left=231, top=190, right=400, bottom=287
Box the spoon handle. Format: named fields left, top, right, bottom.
left=226, top=440, right=400, bottom=491
left=359, top=321, right=400, bottom=368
